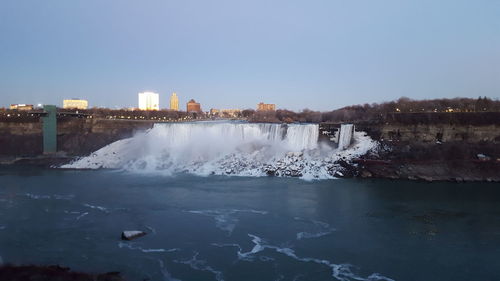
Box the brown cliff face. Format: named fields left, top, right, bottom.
left=0, top=121, right=43, bottom=156
left=0, top=119, right=153, bottom=157
left=355, top=122, right=500, bottom=182
left=364, top=124, right=500, bottom=143
left=56, top=119, right=153, bottom=156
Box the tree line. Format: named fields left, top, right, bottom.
left=2, top=96, right=499, bottom=124
left=245, top=96, right=500, bottom=123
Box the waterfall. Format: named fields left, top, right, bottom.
left=63, top=121, right=376, bottom=179
left=64, top=122, right=317, bottom=169
left=285, top=124, right=319, bottom=151
left=338, top=124, right=354, bottom=150
left=143, top=122, right=312, bottom=152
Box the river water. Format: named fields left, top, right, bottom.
left=0, top=167, right=499, bottom=281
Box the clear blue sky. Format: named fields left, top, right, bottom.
left=1, top=0, right=499, bottom=111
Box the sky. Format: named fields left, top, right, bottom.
left=0, top=0, right=499, bottom=111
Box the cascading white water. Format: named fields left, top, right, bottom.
left=284, top=124, right=319, bottom=151
left=63, top=121, right=376, bottom=179
left=338, top=124, right=354, bottom=150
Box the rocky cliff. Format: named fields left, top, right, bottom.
left=360, top=123, right=500, bottom=143
left=2, top=115, right=499, bottom=181
left=0, top=118, right=153, bottom=157
left=353, top=120, right=500, bottom=182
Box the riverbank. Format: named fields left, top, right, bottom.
left=348, top=141, right=500, bottom=182
left=3, top=154, right=499, bottom=182
left=354, top=159, right=500, bottom=182
left=0, top=155, right=75, bottom=167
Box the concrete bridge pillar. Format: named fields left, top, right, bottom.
left=42, top=105, right=57, bottom=154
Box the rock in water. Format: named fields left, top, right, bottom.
left=121, top=230, right=146, bottom=240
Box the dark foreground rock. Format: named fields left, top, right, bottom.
left=0, top=265, right=124, bottom=281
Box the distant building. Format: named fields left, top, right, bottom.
left=170, top=92, right=179, bottom=111
left=138, top=92, right=159, bottom=111
left=210, top=108, right=241, bottom=117
left=63, top=99, right=88, bottom=110
left=10, top=104, right=34, bottom=111
left=187, top=99, right=201, bottom=112
left=257, top=102, right=276, bottom=111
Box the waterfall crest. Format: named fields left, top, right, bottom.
left=63, top=121, right=376, bottom=179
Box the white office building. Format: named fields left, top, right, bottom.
left=138, top=92, right=160, bottom=110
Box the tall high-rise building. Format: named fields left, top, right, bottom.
left=138, top=92, right=159, bottom=110
left=170, top=92, right=179, bottom=111
left=257, top=102, right=276, bottom=111
left=63, top=99, right=88, bottom=109
left=187, top=99, right=201, bottom=112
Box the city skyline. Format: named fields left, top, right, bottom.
left=1, top=1, right=499, bottom=110
left=7, top=90, right=280, bottom=112
left=3, top=90, right=500, bottom=112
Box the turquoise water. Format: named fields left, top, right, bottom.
left=0, top=167, right=499, bottom=280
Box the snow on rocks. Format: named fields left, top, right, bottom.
left=62, top=123, right=378, bottom=180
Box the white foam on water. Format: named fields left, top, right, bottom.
left=158, top=259, right=183, bottom=281
left=146, top=226, right=157, bottom=235
left=142, top=249, right=171, bottom=253
left=174, top=252, right=224, bottom=281
left=187, top=209, right=268, bottom=235
left=24, top=193, right=51, bottom=199
left=238, top=234, right=267, bottom=260
left=75, top=212, right=89, bottom=220
left=118, top=241, right=179, bottom=254
left=217, top=234, right=395, bottom=281
left=53, top=194, right=76, bottom=200
left=83, top=203, right=110, bottom=213
left=296, top=231, right=333, bottom=240
left=294, top=218, right=337, bottom=240
left=62, top=122, right=378, bottom=180
left=23, top=193, right=75, bottom=200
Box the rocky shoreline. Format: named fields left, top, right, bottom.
left=343, top=141, right=500, bottom=182
left=354, top=160, right=500, bottom=182
left=2, top=153, right=498, bottom=182
left=0, top=155, right=75, bottom=167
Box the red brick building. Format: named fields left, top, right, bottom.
left=187, top=99, right=201, bottom=112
